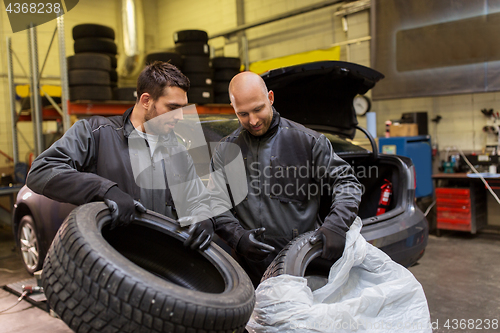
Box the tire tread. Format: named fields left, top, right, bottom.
left=42, top=204, right=253, bottom=332
left=261, top=231, right=316, bottom=281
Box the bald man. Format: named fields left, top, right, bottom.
left=208, top=71, right=362, bottom=286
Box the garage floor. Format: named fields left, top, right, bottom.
left=1, top=222, right=500, bottom=333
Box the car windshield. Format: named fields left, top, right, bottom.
left=197, top=114, right=367, bottom=154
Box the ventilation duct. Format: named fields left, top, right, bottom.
left=120, top=0, right=145, bottom=78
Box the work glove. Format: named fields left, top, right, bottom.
left=183, top=218, right=215, bottom=251
left=309, top=226, right=346, bottom=262
left=103, top=186, right=146, bottom=229
left=237, top=228, right=275, bottom=262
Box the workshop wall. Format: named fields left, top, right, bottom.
left=1, top=0, right=498, bottom=171
left=156, top=0, right=370, bottom=65
left=157, top=0, right=237, bottom=53
left=372, top=93, right=500, bottom=153
left=366, top=7, right=500, bottom=153
left=154, top=0, right=371, bottom=134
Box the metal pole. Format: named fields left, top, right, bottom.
left=6, top=37, right=19, bottom=167
left=27, top=28, right=37, bottom=157
left=210, top=0, right=343, bottom=39
left=242, top=35, right=249, bottom=71
left=28, top=24, right=44, bottom=157
left=39, top=27, right=57, bottom=80
left=236, top=0, right=248, bottom=69
left=57, top=15, right=71, bottom=132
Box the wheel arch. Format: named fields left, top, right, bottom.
left=12, top=202, right=34, bottom=244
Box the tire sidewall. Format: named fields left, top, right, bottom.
left=69, top=203, right=253, bottom=309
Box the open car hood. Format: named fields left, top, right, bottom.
left=261, top=61, right=384, bottom=139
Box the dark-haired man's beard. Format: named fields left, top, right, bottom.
left=142, top=104, right=163, bottom=135
left=144, top=103, right=159, bottom=123
left=143, top=103, right=180, bottom=135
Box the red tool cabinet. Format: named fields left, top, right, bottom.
left=435, top=183, right=487, bottom=234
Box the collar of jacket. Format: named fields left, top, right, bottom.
left=246, top=107, right=281, bottom=140
left=123, top=106, right=135, bottom=138
left=122, top=106, right=179, bottom=147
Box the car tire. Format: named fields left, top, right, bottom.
left=261, top=231, right=333, bottom=290
left=17, top=215, right=45, bottom=275
left=109, top=70, right=118, bottom=83
left=186, top=73, right=213, bottom=87
left=145, top=52, right=183, bottom=69
left=73, top=24, right=115, bottom=40
left=42, top=202, right=255, bottom=333
left=67, top=53, right=111, bottom=71
left=74, top=38, right=117, bottom=55
left=70, top=86, right=112, bottom=101
left=214, top=81, right=230, bottom=94
left=174, top=30, right=208, bottom=44
left=183, top=56, right=211, bottom=73
left=104, top=53, right=118, bottom=69
left=214, top=93, right=230, bottom=104
left=212, top=57, right=241, bottom=70
left=113, top=87, right=137, bottom=101
left=214, top=69, right=240, bottom=81
left=175, top=42, right=210, bottom=56
left=68, top=70, right=111, bottom=86
left=188, top=87, right=214, bottom=105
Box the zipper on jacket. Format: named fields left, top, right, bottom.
left=256, top=137, right=262, bottom=228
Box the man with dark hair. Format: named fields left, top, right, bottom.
left=209, top=71, right=362, bottom=285
left=27, top=61, right=214, bottom=250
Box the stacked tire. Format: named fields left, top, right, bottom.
left=212, top=57, right=241, bottom=104
left=70, top=24, right=117, bottom=101
left=145, top=50, right=183, bottom=69
left=113, top=87, right=137, bottom=102
left=174, top=30, right=214, bottom=105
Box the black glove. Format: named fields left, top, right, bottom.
left=103, top=186, right=146, bottom=229
left=183, top=218, right=215, bottom=251
left=237, top=228, right=275, bottom=262
left=309, top=226, right=346, bottom=261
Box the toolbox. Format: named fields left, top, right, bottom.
left=436, top=187, right=487, bottom=233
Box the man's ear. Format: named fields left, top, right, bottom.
left=268, top=90, right=274, bottom=105
left=139, top=93, right=151, bottom=109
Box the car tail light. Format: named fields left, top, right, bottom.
left=409, top=165, right=417, bottom=190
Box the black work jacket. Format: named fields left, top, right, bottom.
left=209, top=109, right=362, bottom=255
left=27, top=107, right=212, bottom=221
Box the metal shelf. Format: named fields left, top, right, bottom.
left=16, top=102, right=235, bottom=121
left=7, top=16, right=69, bottom=162
left=6, top=16, right=236, bottom=166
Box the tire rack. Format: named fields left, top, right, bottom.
left=6, top=16, right=71, bottom=161
left=6, top=16, right=236, bottom=165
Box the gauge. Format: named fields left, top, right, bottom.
left=353, top=95, right=371, bottom=116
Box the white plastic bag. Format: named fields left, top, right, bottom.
left=247, top=217, right=431, bottom=332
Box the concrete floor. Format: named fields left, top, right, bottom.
left=1, top=222, right=500, bottom=333
left=0, top=224, right=73, bottom=333
left=408, top=228, right=500, bottom=333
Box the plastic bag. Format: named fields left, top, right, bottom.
left=247, top=217, right=431, bottom=332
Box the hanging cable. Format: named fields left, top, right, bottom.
left=0, top=291, right=27, bottom=314
left=424, top=200, right=436, bottom=217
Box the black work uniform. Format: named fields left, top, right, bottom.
left=208, top=109, right=362, bottom=286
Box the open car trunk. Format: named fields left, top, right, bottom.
left=319, top=154, right=411, bottom=224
